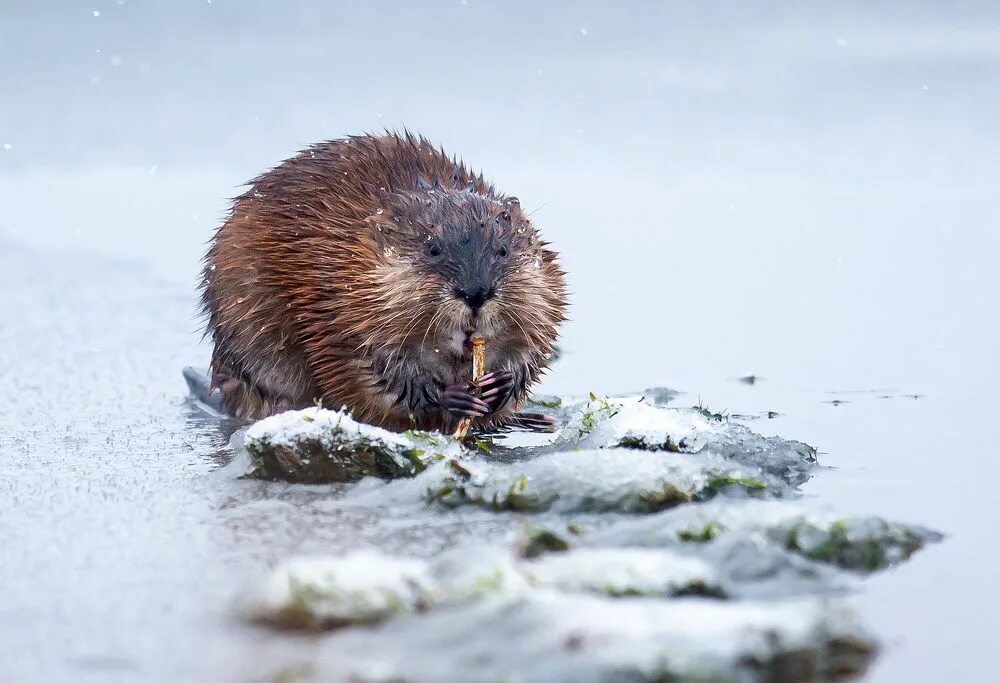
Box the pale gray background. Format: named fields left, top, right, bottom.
left=2, top=1, right=998, bottom=680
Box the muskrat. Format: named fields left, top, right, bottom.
left=200, top=132, right=568, bottom=432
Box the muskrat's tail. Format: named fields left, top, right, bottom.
left=182, top=366, right=226, bottom=416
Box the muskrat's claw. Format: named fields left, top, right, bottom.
left=475, top=371, right=515, bottom=411
left=441, top=384, right=491, bottom=418
left=509, top=412, right=558, bottom=432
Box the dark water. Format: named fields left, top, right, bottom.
left=2, top=2, right=999, bottom=680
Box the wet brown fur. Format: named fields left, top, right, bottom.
left=201, top=132, right=567, bottom=431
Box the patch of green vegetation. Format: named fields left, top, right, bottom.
left=576, top=394, right=621, bottom=437
left=616, top=434, right=682, bottom=452
left=617, top=435, right=649, bottom=450
left=677, top=521, right=723, bottom=543
left=425, top=484, right=456, bottom=504
left=472, top=567, right=506, bottom=592
left=529, top=396, right=563, bottom=409
left=426, top=470, right=546, bottom=512
left=566, top=523, right=585, bottom=535
left=672, top=581, right=728, bottom=599
left=494, top=474, right=542, bottom=511
left=783, top=519, right=929, bottom=573
left=629, top=482, right=692, bottom=512
left=521, top=526, right=571, bottom=558
left=400, top=449, right=427, bottom=473
left=706, top=474, right=766, bottom=493
left=600, top=581, right=726, bottom=600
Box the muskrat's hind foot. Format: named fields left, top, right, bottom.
left=507, top=412, right=558, bottom=432
left=211, top=365, right=296, bottom=420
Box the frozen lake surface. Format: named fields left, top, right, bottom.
left=2, top=2, right=999, bottom=680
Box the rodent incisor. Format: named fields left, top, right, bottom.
left=200, top=132, right=568, bottom=432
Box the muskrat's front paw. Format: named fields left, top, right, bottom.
left=509, top=412, right=558, bottom=432
left=440, top=384, right=491, bottom=418
left=475, top=371, right=515, bottom=411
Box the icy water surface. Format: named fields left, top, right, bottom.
left=3, top=2, right=1000, bottom=681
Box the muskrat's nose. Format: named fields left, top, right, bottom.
left=455, top=285, right=492, bottom=312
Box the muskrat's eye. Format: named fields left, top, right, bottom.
left=428, top=243, right=442, bottom=257
left=497, top=245, right=508, bottom=258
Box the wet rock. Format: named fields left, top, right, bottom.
left=243, top=409, right=460, bottom=483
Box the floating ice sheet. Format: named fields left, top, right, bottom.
left=587, top=499, right=944, bottom=572
left=248, top=547, right=877, bottom=682
left=231, top=395, right=939, bottom=681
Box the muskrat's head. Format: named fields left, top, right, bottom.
left=364, top=186, right=566, bottom=360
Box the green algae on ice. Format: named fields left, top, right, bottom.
left=782, top=517, right=943, bottom=572
left=519, top=526, right=572, bottom=559
left=590, top=500, right=943, bottom=578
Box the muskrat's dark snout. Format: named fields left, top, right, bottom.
left=454, top=285, right=494, bottom=313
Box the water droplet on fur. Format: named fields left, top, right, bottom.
left=534, top=256, right=542, bottom=268
left=376, top=207, right=384, bottom=215
left=209, top=264, right=216, bottom=271
left=252, top=190, right=264, bottom=198
left=236, top=297, right=245, bottom=304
